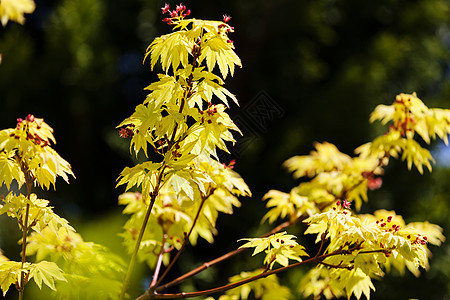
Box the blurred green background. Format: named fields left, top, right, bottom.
left=1, top=0, right=449, bottom=299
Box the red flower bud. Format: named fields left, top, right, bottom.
left=161, top=3, right=170, bottom=14
left=223, top=15, right=231, bottom=23
left=342, top=199, right=351, bottom=209
left=26, top=114, right=35, bottom=122
left=368, top=177, right=382, bottom=190
left=119, top=127, right=134, bottom=138
left=176, top=4, right=185, bottom=12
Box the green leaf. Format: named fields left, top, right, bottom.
left=344, top=268, right=376, bottom=300
left=239, top=232, right=307, bottom=269
left=400, top=139, right=433, bottom=174
left=144, top=74, right=183, bottom=107
left=168, top=171, right=194, bottom=201
left=0, top=151, right=24, bottom=189
left=0, top=260, right=23, bottom=296
left=29, top=261, right=66, bottom=290
left=116, top=162, right=161, bottom=192
left=118, top=103, right=162, bottom=157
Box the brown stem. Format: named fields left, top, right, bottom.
left=19, top=175, right=33, bottom=300
left=18, top=204, right=30, bottom=300
left=155, top=247, right=243, bottom=293
left=314, top=232, right=327, bottom=259
left=316, top=260, right=353, bottom=270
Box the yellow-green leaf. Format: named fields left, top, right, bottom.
left=29, top=261, right=66, bottom=290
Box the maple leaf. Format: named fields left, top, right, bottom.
left=145, top=31, right=192, bottom=73
left=116, top=162, right=161, bottom=194
left=118, top=103, right=162, bottom=157
left=144, top=74, right=184, bottom=107
left=239, top=232, right=308, bottom=269
left=0, top=260, right=26, bottom=296
left=0, top=151, right=24, bottom=189
left=29, top=261, right=66, bottom=290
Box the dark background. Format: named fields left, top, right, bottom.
left=1, top=0, right=449, bottom=299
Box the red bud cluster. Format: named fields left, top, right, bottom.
left=222, top=159, right=236, bottom=169
left=336, top=199, right=351, bottom=209
left=411, top=234, right=428, bottom=245
left=13, top=114, right=49, bottom=147
left=376, top=216, right=401, bottom=233
left=119, top=127, right=134, bottom=138
left=200, top=106, right=219, bottom=124
left=161, top=3, right=191, bottom=24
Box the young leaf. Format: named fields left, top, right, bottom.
left=0, top=260, right=24, bottom=296
left=0, top=151, right=24, bottom=189
left=29, top=261, right=66, bottom=290
left=239, top=232, right=308, bottom=269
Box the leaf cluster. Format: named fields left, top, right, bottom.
left=238, top=93, right=448, bottom=300
left=116, top=9, right=251, bottom=276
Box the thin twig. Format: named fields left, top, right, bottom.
left=316, top=260, right=353, bottom=270
left=155, top=247, right=243, bottom=293
left=18, top=163, right=33, bottom=300
left=119, top=194, right=158, bottom=300
left=152, top=188, right=213, bottom=290
left=120, top=166, right=166, bottom=300
left=150, top=233, right=169, bottom=288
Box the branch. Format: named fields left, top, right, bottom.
left=155, top=214, right=310, bottom=293
left=143, top=244, right=382, bottom=300
left=316, top=260, right=353, bottom=270
left=155, top=247, right=244, bottom=293
left=143, top=242, right=388, bottom=299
